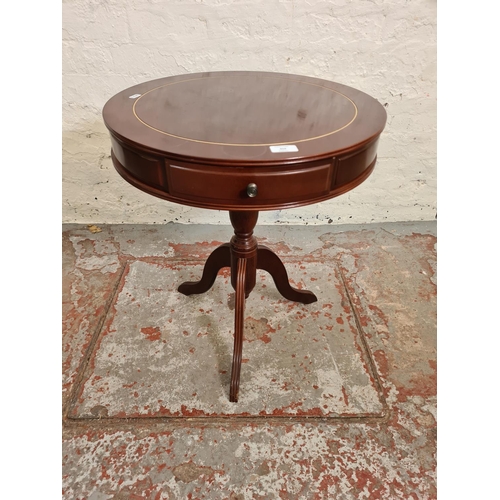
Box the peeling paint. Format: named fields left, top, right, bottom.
left=62, top=222, right=436, bottom=499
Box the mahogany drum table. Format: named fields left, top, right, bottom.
left=103, top=71, right=387, bottom=402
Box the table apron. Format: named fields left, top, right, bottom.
left=109, top=135, right=380, bottom=211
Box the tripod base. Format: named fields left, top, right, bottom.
left=178, top=211, right=317, bottom=402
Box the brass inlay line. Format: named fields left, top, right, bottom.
left=132, top=75, right=358, bottom=147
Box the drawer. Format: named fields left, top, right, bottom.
left=110, top=137, right=166, bottom=189
left=335, top=139, right=378, bottom=187
left=167, top=161, right=334, bottom=207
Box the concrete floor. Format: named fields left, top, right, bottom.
left=62, top=221, right=436, bottom=499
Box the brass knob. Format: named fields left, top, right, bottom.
left=246, top=183, right=258, bottom=198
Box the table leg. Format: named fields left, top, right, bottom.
left=257, top=245, right=318, bottom=304
left=229, top=257, right=246, bottom=402
left=227, top=211, right=258, bottom=401
left=177, top=243, right=231, bottom=295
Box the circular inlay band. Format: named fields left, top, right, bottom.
left=133, top=75, right=358, bottom=147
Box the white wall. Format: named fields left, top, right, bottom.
left=62, top=0, right=436, bottom=225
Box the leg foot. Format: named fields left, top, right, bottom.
left=257, top=245, right=318, bottom=304
left=178, top=243, right=231, bottom=296
left=229, top=258, right=246, bottom=402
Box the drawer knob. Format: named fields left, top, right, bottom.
left=246, top=183, right=258, bottom=198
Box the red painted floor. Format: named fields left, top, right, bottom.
left=62, top=222, right=436, bottom=499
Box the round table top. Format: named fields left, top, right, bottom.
left=103, top=71, right=386, bottom=166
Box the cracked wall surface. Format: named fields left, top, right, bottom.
left=62, top=0, right=436, bottom=225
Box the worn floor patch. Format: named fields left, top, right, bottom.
left=63, top=222, right=437, bottom=499
left=69, top=260, right=384, bottom=419
left=62, top=230, right=123, bottom=409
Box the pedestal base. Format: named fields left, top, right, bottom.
left=178, top=211, right=317, bottom=402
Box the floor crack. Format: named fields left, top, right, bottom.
left=63, top=261, right=129, bottom=421
left=336, top=262, right=390, bottom=419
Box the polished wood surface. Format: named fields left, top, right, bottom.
left=103, top=71, right=387, bottom=402
left=103, top=71, right=386, bottom=211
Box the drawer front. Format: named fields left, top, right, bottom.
left=111, top=137, right=166, bottom=189
left=335, top=139, right=378, bottom=187
left=167, top=161, right=334, bottom=207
